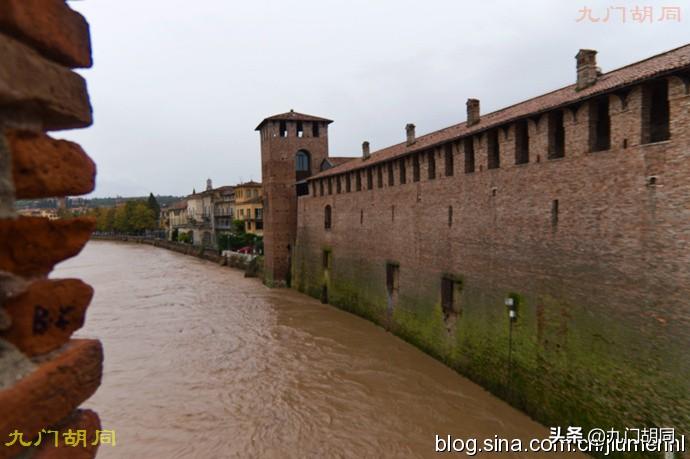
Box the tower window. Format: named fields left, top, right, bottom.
left=279, top=120, right=287, bottom=138
left=641, top=79, right=670, bottom=144
left=346, top=173, right=351, bottom=192
left=377, top=165, right=383, bottom=188
left=488, top=130, right=500, bottom=169
left=356, top=171, right=362, bottom=191
left=589, top=97, right=610, bottom=152
left=548, top=111, right=565, bottom=159
left=551, top=199, right=559, bottom=230
left=366, top=168, right=373, bottom=190
left=327, top=177, right=332, bottom=195
left=444, top=144, right=454, bottom=176
left=387, top=162, right=394, bottom=186
left=428, top=150, right=436, bottom=180
left=515, top=120, right=529, bottom=165
left=399, top=158, right=407, bottom=184
left=464, top=137, right=475, bottom=173
left=336, top=176, right=342, bottom=193
left=296, top=150, right=311, bottom=181
left=324, top=205, right=332, bottom=230
left=319, top=180, right=324, bottom=196
left=296, top=121, right=304, bottom=138
left=413, top=154, right=420, bottom=182
left=312, top=122, right=320, bottom=137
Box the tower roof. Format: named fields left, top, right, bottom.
left=255, top=110, right=333, bottom=130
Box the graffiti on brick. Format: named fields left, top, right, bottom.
left=32, top=304, right=75, bottom=335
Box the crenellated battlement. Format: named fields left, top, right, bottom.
left=305, top=45, right=690, bottom=201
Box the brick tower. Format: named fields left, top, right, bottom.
left=256, top=110, right=332, bottom=286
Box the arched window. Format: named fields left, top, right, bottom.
left=296, top=150, right=311, bottom=181
left=324, top=205, right=332, bottom=230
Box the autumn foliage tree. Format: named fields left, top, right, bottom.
left=88, top=200, right=157, bottom=234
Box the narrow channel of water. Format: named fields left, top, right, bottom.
left=53, top=241, right=586, bottom=458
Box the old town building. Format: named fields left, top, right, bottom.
left=161, top=180, right=263, bottom=245
left=234, top=181, right=263, bottom=236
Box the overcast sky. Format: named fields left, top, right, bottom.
left=64, top=0, right=688, bottom=198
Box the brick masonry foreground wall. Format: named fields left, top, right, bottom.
left=0, top=2, right=101, bottom=458
left=294, top=78, right=690, bottom=457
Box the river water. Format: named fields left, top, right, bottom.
left=53, top=241, right=584, bottom=458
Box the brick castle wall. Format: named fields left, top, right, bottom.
left=292, top=77, right=690, bottom=445
left=0, top=1, right=102, bottom=458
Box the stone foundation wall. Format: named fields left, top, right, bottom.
left=0, top=1, right=101, bottom=458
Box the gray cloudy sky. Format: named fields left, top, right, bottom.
left=64, top=0, right=688, bottom=197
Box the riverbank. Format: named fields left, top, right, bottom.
left=90, top=235, right=263, bottom=277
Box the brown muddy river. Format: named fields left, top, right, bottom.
left=53, top=241, right=585, bottom=458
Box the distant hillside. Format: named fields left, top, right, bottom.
left=16, top=195, right=183, bottom=210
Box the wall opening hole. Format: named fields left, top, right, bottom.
left=548, top=110, right=565, bottom=159
left=488, top=130, right=500, bottom=169
left=428, top=150, right=436, bottom=179
left=641, top=79, right=670, bottom=144
left=441, top=276, right=462, bottom=333
left=515, top=119, right=529, bottom=164
left=444, top=143, right=454, bottom=176
left=386, top=263, right=400, bottom=317
left=324, top=205, right=332, bottom=230
left=464, top=137, right=475, bottom=173
left=589, top=97, right=610, bottom=152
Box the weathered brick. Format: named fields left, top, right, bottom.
left=0, top=339, right=102, bottom=459
left=1, top=279, right=93, bottom=356
left=0, top=33, right=92, bottom=131
left=33, top=409, right=101, bottom=459
left=7, top=130, right=96, bottom=199
left=0, top=0, right=92, bottom=68
left=0, top=217, right=95, bottom=277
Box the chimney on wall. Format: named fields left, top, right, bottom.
left=466, top=98, right=480, bottom=126
left=576, top=49, right=598, bottom=90
left=206, top=178, right=212, bottom=191
left=406, top=124, right=416, bottom=146
left=362, top=141, right=370, bottom=159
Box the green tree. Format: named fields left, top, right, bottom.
left=105, top=207, right=115, bottom=232
left=147, top=193, right=161, bottom=221
left=130, top=201, right=156, bottom=233
left=232, top=219, right=246, bottom=235
left=113, top=204, right=130, bottom=233
left=94, top=207, right=110, bottom=232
